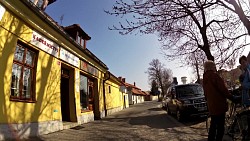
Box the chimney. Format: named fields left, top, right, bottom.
left=134, top=82, right=136, bottom=86
left=118, top=77, right=122, bottom=81
left=122, top=78, right=126, bottom=83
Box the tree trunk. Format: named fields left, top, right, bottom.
left=202, top=40, right=214, bottom=61
left=200, top=26, right=214, bottom=61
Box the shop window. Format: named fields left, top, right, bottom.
left=80, top=74, right=88, bottom=110
left=10, top=41, right=37, bottom=102
left=80, top=74, right=95, bottom=111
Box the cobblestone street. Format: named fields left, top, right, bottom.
left=19, top=101, right=232, bottom=141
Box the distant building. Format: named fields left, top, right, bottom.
left=119, top=77, right=148, bottom=105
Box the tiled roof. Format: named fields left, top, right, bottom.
left=64, top=24, right=91, bottom=40
left=132, top=89, right=149, bottom=96
left=124, top=83, right=138, bottom=89
left=124, top=82, right=148, bottom=96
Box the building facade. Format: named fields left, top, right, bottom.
left=119, top=78, right=147, bottom=105
left=0, top=0, right=110, bottom=139
left=104, top=72, right=128, bottom=116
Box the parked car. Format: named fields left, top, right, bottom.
left=164, top=83, right=208, bottom=121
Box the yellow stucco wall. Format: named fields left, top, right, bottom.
left=105, top=80, right=122, bottom=109
left=0, top=1, right=108, bottom=124
left=96, top=71, right=104, bottom=111
left=0, top=7, right=61, bottom=124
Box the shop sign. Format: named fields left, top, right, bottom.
left=80, top=61, right=99, bottom=77
left=60, top=48, right=79, bottom=67
left=0, top=4, right=5, bottom=21
left=31, top=31, right=59, bottom=57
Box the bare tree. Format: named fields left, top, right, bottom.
left=161, top=68, right=173, bottom=94
left=106, top=0, right=249, bottom=68
left=146, top=59, right=172, bottom=97
left=184, top=50, right=206, bottom=83
left=150, top=80, right=160, bottom=100
left=218, top=0, right=250, bottom=35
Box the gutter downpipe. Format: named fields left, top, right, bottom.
left=103, top=71, right=110, bottom=117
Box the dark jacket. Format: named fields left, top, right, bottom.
left=203, top=70, right=232, bottom=115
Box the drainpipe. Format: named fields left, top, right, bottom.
left=103, top=71, right=110, bottom=117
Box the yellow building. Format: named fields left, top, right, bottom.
left=104, top=72, right=129, bottom=116
left=0, top=0, right=123, bottom=139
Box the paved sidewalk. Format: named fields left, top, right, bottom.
left=20, top=101, right=234, bottom=141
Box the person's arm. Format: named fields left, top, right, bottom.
left=203, top=73, right=208, bottom=101
left=242, top=68, right=250, bottom=89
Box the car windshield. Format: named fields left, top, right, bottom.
left=176, top=85, right=204, bottom=98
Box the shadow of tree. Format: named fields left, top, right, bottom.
left=0, top=3, right=61, bottom=140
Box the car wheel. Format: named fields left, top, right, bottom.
left=176, top=109, right=182, bottom=121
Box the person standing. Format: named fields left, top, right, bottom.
left=239, top=55, right=250, bottom=107
left=203, top=60, right=233, bottom=141
left=238, top=56, right=250, bottom=138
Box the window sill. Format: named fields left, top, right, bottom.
left=81, top=109, right=93, bottom=113
left=10, top=98, right=36, bottom=103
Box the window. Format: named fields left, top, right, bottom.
left=80, top=74, right=88, bottom=110
left=176, top=85, right=204, bottom=98
left=77, top=36, right=81, bottom=45
left=81, top=39, right=84, bottom=47
left=79, top=74, right=95, bottom=111
left=108, top=85, right=111, bottom=93
left=10, top=42, right=37, bottom=102
left=30, top=0, right=49, bottom=10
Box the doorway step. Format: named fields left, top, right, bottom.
left=62, top=122, right=78, bottom=130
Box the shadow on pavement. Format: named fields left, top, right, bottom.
left=147, top=107, right=164, bottom=111
left=102, top=113, right=184, bottom=129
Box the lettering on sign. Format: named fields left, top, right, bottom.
left=30, top=31, right=59, bottom=57
left=60, top=48, right=79, bottom=67
left=80, top=60, right=99, bottom=77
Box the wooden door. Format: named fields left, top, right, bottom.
left=61, top=68, right=70, bottom=121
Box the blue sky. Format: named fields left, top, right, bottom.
left=45, top=0, right=197, bottom=90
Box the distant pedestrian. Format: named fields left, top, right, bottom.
left=203, top=60, right=233, bottom=141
